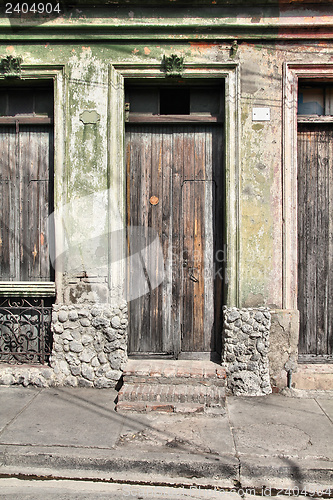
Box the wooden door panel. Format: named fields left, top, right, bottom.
left=0, top=126, right=16, bottom=279
left=126, top=124, right=223, bottom=355
left=181, top=180, right=215, bottom=352
left=298, top=124, right=333, bottom=358
left=126, top=126, right=173, bottom=354
left=19, top=126, right=53, bottom=281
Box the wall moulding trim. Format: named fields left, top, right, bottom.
left=0, top=282, right=55, bottom=297
left=282, top=62, right=333, bottom=311
left=0, top=22, right=332, bottom=42
left=112, top=62, right=239, bottom=80
left=111, top=62, right=241, bottom=306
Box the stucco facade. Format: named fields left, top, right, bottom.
left=0, top=0, right=332, bottom=392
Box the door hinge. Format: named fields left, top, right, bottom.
left=125, top=102, right=130, bottom=122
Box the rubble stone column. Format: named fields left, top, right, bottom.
left=222, top=306, right=272, bottom=396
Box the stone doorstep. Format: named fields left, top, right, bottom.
left=116, top=359, right=226, bottom=413
left=123, top=359, right=226, bottom=380
left=118, top=383, right=226, bottom=403
left=292, top=364, right=333, bottom=390
left=122, top=375, right=226, bottom=386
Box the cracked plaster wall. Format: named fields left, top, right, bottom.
left=0, top=30, right=332, bottom=388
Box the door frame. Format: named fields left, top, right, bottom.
left=283, top=62, right=333, bottom=361
left=0, top=64, right=65, bottom=300
left=125, top=122, right=223, bottom=357
left=109, top=62, right=241, bottom=311
left=283, top=62, right=333, bottom=310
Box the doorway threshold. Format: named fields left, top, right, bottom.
left=128, top=353, right=175, bottom=360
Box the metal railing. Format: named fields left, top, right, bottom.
left=0, top=297, right=53, bottom=364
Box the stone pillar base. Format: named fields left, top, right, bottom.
left=222, top=306, right=272, bottom=396
left=50, top=302, right=128, bottom=388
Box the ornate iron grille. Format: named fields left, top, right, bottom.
left=0, top=297, right=53, bottom=364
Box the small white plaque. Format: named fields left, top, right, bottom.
left=252, top=107, right=270, bottom=121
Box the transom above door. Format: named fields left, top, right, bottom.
left=125, top=84, right=225, bottom=359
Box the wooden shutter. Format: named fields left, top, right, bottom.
left=0, top=123, right=54, bottom=281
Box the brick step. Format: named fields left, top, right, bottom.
left=116, top=359, right=226, bottom=414
left=116, top=401, right=223, bottom=414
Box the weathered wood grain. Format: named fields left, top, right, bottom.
left=126, top=124, right=224, bottom=356
left=298, top=124, right=333, bottom=357
left=0, top=124, right=53, bottom=282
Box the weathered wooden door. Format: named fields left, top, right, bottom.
left=126, top=124, right=224, bottom=356
left=297, top=124, right=333, bottom=361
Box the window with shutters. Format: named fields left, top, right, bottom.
left=0, top=83, right=54, bottom=282
left=0, top=82, right=54, bottom=365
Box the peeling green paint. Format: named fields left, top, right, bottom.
left=0, top=17, right=332, bottom=309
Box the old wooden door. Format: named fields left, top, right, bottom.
left=297, top=124, right=333, bottom=361
left=126, top=123, right=224, bottom=356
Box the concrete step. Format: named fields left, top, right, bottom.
left=122, top=359, right=227, bottom=384
left=291, top=364, right=333, bottom=390
left=116, top=359, right=226, bottom=414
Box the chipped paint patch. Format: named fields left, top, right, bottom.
left=144, top=47, right=151, bottom=55
left=189, top=42, right=216, bottom=54
left=6, top=46, right=14, bottom=53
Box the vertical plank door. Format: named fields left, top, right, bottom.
left=297, top=124, right=333, bottom=359
left=126, top=124, right=224, bottom=356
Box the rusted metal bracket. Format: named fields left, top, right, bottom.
left=125, top=102, right=130, bottom=122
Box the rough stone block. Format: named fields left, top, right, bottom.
left=68, top=310, right=79, bottom=321
left=58, top=310, right=68, bottom=323
left=79, top=348, right=95, bottom=363
left=81, top=363, right=95, bottom=381
left=80, top=318, right=91, bottom=327
left=69, top=340, right=83, bottom=353
left=78, top=377, right=94, bottom=388
left=111, top=316, right=121, bottom=328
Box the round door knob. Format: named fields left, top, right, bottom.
left=149, top=196, right=159, bottom=206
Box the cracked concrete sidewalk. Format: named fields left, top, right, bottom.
left=0, top=386, right=332, bottom=492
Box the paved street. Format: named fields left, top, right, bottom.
left=0, top=387, right=332, bottom=492
left=0, top=478, right=234, bottom=499
left=1, top=478, right=330, bottom=500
